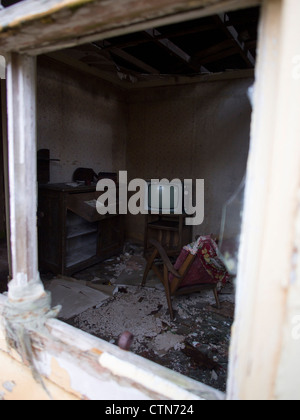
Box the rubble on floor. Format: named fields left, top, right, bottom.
left=0, top=239, right=234, bottom=392
left=66, top=287, right=234, bottom=392
left=73, top=243, right=161, bottom=288
left=56, top=242, right=235, bottom=392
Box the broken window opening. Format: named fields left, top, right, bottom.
left=32, top=6, right=258, bottom=395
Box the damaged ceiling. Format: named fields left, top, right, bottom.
left=1, top=1, right=260, bottom=84
left=51, top=7, right=260, bottom=84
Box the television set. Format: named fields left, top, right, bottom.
left=144, top=179, right=183, bottom=214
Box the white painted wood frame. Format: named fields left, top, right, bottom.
left=228, top=0, right=300, bottom=400
left=6, top=53, right=45, bottom=302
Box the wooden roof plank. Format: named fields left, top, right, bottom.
left=144, top=28, right=211, bottom=74
left=215, top=12, right=256, bottom=67
left=110, top=46, right=160, bottom=74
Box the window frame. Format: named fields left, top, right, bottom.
left=1, top=0, right=299, bottom=401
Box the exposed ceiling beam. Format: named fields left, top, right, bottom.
left=100, top=24, right=218, bottom=52
left=215, top=13, right=256, bottom=68
left=109, top=47, right=160, bottom=74
left=144, top=28, right=209, bottom=73
left=145, top=28, right=190, bottom=62
left=93, top=40, right=160, bottom=74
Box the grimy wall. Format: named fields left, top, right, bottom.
left=126, top=77, right=253, bottom=242
left=37, top=57, right=128, bottom=184
left=36, top=57, right=252, bottom=243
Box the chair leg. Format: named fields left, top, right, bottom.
left=164, top=265, right=174, bottom=321
left=213, top=286, right=221, bottom=309
left=142, top=248, right=158, bottom=287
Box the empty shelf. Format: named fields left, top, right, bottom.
left=66, top=248, right=97, bottom=268
left=67, top=224, right=98, bottom=239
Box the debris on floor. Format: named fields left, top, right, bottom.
left=53, top=242, right=236, bottom=392
left=149, top=331, right=185, bottom=356
left=182, top=341, right=222, bottom=371
left=205, top=300, right=235, bottom=319
left=65, top=284, right=234, bottom=392
left=72, top=243, right=162, bottom=289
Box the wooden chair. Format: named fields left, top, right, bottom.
left=142, top=238, right=228, bottom=321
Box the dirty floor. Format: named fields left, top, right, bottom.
left=0, top=238, right=234, bottom=393
left=56, top=243, right=235, bottom=393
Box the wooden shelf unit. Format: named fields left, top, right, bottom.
left=38, top=183, right=124, bottom=276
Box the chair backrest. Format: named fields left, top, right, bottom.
left=195, top=236, right=230, bottom=285
left=169, top=235, right=230, bottom=294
